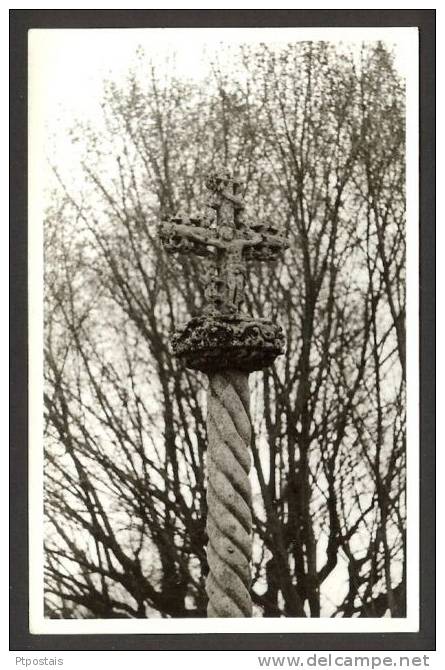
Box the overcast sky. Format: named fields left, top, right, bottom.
left=29, top=27, right=414, bottom=124
left=28, top=26, right=416, bottom=196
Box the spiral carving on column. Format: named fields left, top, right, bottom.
left=206, top=370, right=253, bottom=617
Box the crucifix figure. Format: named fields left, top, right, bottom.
left=159, top=171, right=288, bottom=617
left=160, top=171, right=287, bottom=316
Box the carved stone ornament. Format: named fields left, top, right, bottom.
left=171, top=314, right=285, bottom=373
left=159, top=170, right=288, bottom=373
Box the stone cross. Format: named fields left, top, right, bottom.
left=160, top=171, right=287, bottom=319
left=159, top=171, right=288, bottom=617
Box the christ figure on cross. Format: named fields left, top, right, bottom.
left=161, top=218, right=287, bottom=314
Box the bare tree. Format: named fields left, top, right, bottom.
left=43, top=41, right=406, bottom=618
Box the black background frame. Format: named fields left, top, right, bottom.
left=10, top=8, right=436, bottom=652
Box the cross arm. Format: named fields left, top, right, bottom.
left=168, top=222, right=224, bottom=249
left=243, top=230, right=289, bottom=262
left=159, top=219, right=224, bottom=255
left=242, top=231, right=289, bottom=250
left=260, top=233, right=289, bottom=249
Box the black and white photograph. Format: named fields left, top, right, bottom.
left=23, top=20, right=424, bottom=638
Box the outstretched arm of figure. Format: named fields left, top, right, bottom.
left=241, top=232, right=263, bottom=249
left=164, top=223, right=225, bottom=249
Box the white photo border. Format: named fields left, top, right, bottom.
left=28, top=24, right=419, bottom=636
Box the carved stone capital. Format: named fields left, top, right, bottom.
left=171, top=314, right=285, bottom=373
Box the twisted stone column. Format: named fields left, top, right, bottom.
left=171, top=314, right=285, bottom=617
left=206, top=371, right=252, bottom=617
